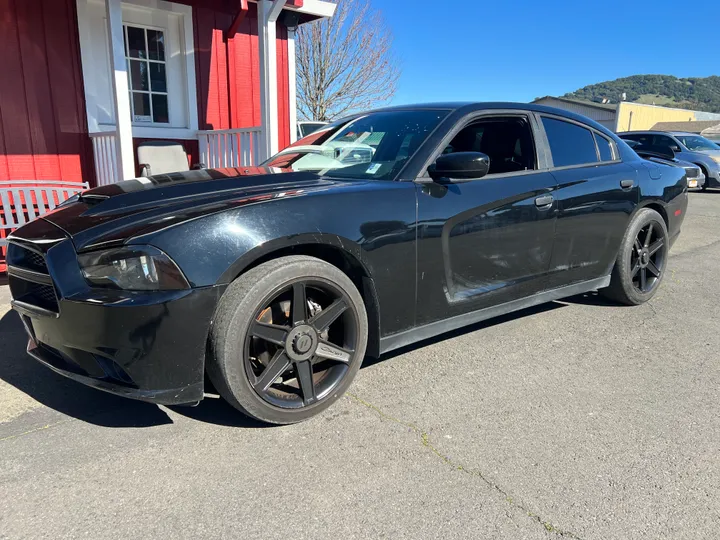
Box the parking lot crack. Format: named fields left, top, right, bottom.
left=347, top=393, right=583, bottom=539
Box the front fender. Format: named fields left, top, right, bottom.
left=692, top=156, right=720, bottom=177
left=216, top=233, right=366, bottom=285
left=132, top=181, right=418, bottom=337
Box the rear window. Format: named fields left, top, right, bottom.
left=542, top=117, right=599, bottom=167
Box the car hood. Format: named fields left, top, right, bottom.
left=694, top=149, right=720, bottom=158
left=40, top=167, right=354, bottom=251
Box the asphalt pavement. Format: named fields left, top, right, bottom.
left=1, top=192, right=719, bottom=539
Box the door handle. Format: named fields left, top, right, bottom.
left=621, top=179, right=635, bottom=189
left=535, top=195, right=553, bottom=208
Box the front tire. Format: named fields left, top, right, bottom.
left=601, top=208, right=669, bottom=306
left=699, top=165, right=710, bottom=191
left=208, top=255, right=368, bottom=425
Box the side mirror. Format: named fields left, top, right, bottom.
left=669, top=145, right=681, bottom=153
left=428, top=152, right=490, bottom=183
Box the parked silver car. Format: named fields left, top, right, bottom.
left=619, top=131, right=720, bottom=190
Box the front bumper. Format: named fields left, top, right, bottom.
left=706, top=167, right=720, bottom=188
left=689, top=172, right=706, bottom=189
left=8, top=219, right=224, bottom=406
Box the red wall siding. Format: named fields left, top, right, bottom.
left=194, top=2, right=291, bottom=150
left=0, top=0, right=293, bottom=187
left=0, top=0, right=92, bottom=184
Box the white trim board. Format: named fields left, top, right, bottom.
left=246, top=0, right=336, bottom=19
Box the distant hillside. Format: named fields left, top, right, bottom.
left=564, top=75, right=720, bottom=113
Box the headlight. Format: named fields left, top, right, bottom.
left=77, top=246, right=190, bottom=291
left=710, top=155, right=720, bottom=164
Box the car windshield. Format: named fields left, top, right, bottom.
left=263, top=110, right=449, bottom=180
left=674, top=135, right=720, bottom=151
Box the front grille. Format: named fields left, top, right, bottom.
left=7, top=243, right=59, bottom=313
left=7, top=244, right=48, bottom=273
left=9, top=277, right=59, bottom=313
left=686, top=167, right=700, bottom=179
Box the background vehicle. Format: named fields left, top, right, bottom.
left=625, top=140, right=705, bottom=189
left=7, top=103, right=688, bottom=425
left=619, top=131, right=720, bottom=190
left=297, top=121, right=328, bottom=139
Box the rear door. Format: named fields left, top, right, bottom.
left=539, top=115, right=638, bottom=289
left=415, top=112, right=558, bottom=327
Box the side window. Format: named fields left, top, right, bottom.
left=445, top=117, right=536, bottom=174
left=542, top=117, right=598, bottom=167
left=595, top=133, right=614, bottom=161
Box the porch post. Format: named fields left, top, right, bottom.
left=105, top=0, right=135, bottom=180
left=258, top=0, right=287, bottom=160
left=288, top=28, right=298, bottom=144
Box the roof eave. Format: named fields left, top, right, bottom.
left=247, top=0, right=336, bottom=24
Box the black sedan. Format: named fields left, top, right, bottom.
left=7, top=103, right=688, bottom=424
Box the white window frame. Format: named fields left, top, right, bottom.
left=124, top=22, right=170, bottom=125
left=77, top=0, right=199, bottom=140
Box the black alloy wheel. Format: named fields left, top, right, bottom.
left=630, top=221, right=666, bottom=294
left=208, top=255, right=368, bottom=424
left=245, top=280, right=359, bottom=409
left=602, top=208, right=669, bottom=306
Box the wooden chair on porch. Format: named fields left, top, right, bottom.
left=137, top=141, right=205, bottom=177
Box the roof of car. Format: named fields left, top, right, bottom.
left=619, top=131, right=672, bottom=136
left=668, top=131, right=709, bottom=136
left=620, top=130, right=713, bottom=137
left=367, top=102, right=613, bottom=132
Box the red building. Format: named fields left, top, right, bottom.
left=0, top=0, right=334, bottom=187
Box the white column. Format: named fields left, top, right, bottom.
left=105, top=0, right=135, bottom=180
left=258, top=0, right=286, bottom=160
left=288, top=28, right=298, bottom=144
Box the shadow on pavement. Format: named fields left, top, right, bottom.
left=366, top=301, right=566, bottom=366
left=170, top=397, right=272, bottom=429
left=0, top=290, right=602, bottom=428
left=560, top=290, right=623, bottom=307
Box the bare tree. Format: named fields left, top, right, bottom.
left=296, top=0, right=400, bottom=121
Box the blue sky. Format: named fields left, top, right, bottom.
left=374, top=0, right=720, bottom=105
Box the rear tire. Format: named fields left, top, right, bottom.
left=601, top=208, right=669, bottom=306
left=208, top=255, right=368, bottom=425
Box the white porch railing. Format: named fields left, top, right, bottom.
left=198, top=128, right=263, bottom=169
left=89, top=131, right=120, bottom=186
left=89, top=128, right=265, bottom=187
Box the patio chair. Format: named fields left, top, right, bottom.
left=137, top=141, right=204, bottom=177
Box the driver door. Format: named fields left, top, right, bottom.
left=415, top=112, right=558, bottom=327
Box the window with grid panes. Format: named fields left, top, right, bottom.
left=124, top=24, right=169, bottom=124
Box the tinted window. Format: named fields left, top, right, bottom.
left=445, top=117, right=536, bottom=174
left=620, top=134, right=653, bottom=150
left=542, top=117, right=598, bottom=167
left=652, top=135, right=676, bottom=151
left=595, top=133, right=614, bottom=161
